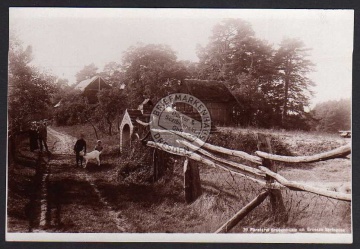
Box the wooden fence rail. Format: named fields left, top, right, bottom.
left=145, top=129, right=351, bottom=233
left=255, top=144, right=351, bottom=163
left=151, top=129, right=263, bottom=164
left=259, top=166, right=351, bottom=201
left=215, top=190, right=270, bottom=233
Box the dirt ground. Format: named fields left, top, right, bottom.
left=42, top=128, right=134, bottom=232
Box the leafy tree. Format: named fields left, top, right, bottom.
left=122, top=44, right=188, bottom=107
left=8, top=33, right=56, bottom=132
left=75, top=63, right=98, bottom=83
left=196, top=19, right=279, bottom=127
left=52, top=78, right=72, bottom=104
left=95, top=88, right=127, bottom=135
left=196, top=19, right=316, bottom=130
left=99, top=61, right=125, bottom=88
left=312, top=99, right=351, bottom=132
left=54, top=91, right=85, bottom=126
left=273, top=38, right=315, bottom=128
left=178, top=60, right=199, bottom=79
left=197, top=19, right=276, bottom=81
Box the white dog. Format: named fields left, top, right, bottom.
left=80, top=150, right=102, bottom=168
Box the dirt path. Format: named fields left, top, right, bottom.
left=43, top=128, right=131, bottom=232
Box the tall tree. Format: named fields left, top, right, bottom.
left=99, top=61, right=124, bottom=88
left=75, top=63, right=98, bottom=83
left=8, top=33, right=56, bottom=132
left=95, top=88, right=127, bottom=135
left=122, top=44, right=188, bottom=106
left=196, top=18, right=256, bottom=81
left=196, top=18, right=278, bottom=126
left=273, top=38, right=315, bottom=128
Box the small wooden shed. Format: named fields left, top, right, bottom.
left=74, top=76, right=111, bottom=104
left=175, top=79, right=238, bottom=126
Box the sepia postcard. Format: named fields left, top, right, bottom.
left=6, top=8, right=353, bottom=243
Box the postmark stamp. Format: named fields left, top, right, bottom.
left=149, top=93, right=212, bottom=154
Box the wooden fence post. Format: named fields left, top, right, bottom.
left=184, top=158, right=202, bottom=203
left=153, top=149, right=168, bottom=182
left=256, top=133, right=288, bottom=223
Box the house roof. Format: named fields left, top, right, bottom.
left=74, top=76, right=103, bottom=91
left=181, top=79, right=237, bottom=103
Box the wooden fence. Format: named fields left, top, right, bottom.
left=146, top=129, right=351, bottom=233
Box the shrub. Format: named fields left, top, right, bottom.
left=207, top=130, right=292, bottom=156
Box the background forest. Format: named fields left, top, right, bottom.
left=8, top=18, right=351, bottom=137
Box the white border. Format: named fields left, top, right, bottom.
left=6, top=233, right=352, bottom=243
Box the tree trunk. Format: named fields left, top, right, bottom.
left=281, top=74, right=289, bottom=128
left=107, top=117, right=112, bottom=136
left=281, top=59, right=291, bottom=128
left=87, top=119, right=99, bottom=140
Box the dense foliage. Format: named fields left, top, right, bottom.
left=10, top=18, right=329, bottom=134
left=311, top=99, right=351, bottom=132
left=121, top=44, right=189, bottom=107
left=196, top=19, right=315, bottom=129
left=8, top=32, right=57, bottom=133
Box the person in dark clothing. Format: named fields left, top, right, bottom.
left=74, top=134, right=86, bottom=167
left=37, top=120, right=49, bottom=153
left=29, top=121, right=39, bottom=152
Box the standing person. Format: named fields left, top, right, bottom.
left=37, top=120, right=49, bottom=153
left=74, top=134, right=86, bottom=167
left=29, top=121, right=39, bottom=152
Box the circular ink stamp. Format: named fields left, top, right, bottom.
left=149, top=93, right=211, bottom=155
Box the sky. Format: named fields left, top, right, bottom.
left=9, top=8, right=354, bottom=106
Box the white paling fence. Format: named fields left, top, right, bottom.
left=146, top=129, right=351, bottom=233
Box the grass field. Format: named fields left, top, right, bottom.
left=7, top=124, right=352, bottom=233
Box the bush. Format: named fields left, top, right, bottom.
left=207, top=130, right=292, bottom=156
left=117, top=140, right=154, bottom=184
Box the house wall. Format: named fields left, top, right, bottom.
left=84, top=78, right=111, bottom=104
left=204, top=102, right=232, bottom=126
left=174, top=101, right=232, bottom=126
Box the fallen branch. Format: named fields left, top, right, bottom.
left=255, top=144, right=351, bottom=163
left=215, top=190, right=270, bottom=233
left=258, top=166, right=351, bottom=202
left=151, top=129, right=263, bottom=165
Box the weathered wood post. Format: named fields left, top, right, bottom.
left=153, top=148, right=167, bottom=182
left=184, top=158, right=202, bottom=203
left=256, top=133, right=288, bottom=223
